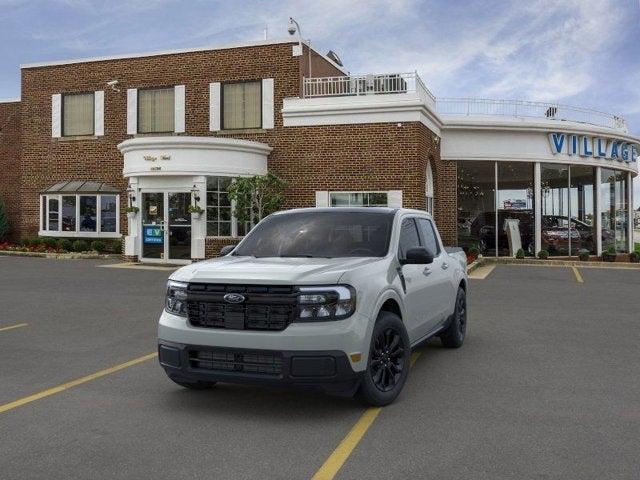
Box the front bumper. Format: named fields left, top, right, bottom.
left=159, top=340, right=362, bottom=396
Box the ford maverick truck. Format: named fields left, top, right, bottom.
left=158, top=208, right=468, bottom=405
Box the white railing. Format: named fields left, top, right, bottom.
left=436, top=97, right=628, bottom=132
left=303, top=72, right=436, bottom=106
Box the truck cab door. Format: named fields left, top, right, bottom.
left=397, top=217, right=434, bottom=343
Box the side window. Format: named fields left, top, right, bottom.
left=398, top=218, right=421, bottom=259
left=417, top=218, right=441, bottom=255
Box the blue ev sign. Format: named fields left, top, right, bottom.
left=548, top=132, right=638, bottom=163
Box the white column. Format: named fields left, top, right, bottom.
left=124, top=177, right=139, bottom=258
left=595, top=167, right=602, bottom=256
left=628, top=171, right=633, bottom=253
left=534, top=162, right=541, bottom=255
left=191, top=175, right=207, bottom=260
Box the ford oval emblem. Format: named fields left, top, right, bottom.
left=223, top=293, right=245, bottom=304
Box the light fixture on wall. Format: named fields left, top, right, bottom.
left=191, top=185, right=201, bottom=203
left=126, top=185, right=136, bottom=203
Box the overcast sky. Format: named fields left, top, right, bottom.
left=1, top=0, right=639, bottom=205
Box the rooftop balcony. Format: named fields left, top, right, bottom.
left=302, top=73, right=628, bottom=133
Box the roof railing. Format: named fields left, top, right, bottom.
left=436, top=97, right=628, bottom=132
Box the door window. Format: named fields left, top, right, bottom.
left=398, top=218, right=421, bottom=259
left=416, top=218, right=440, bottom=255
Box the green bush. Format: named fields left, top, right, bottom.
left=515, top=248, right=525, bottom=259
left=0, top=197, right=9, bottom=241
left=72, top=239, right=89, bottom=252
left=30, top=237, right=43, bottom=247
left=42, top=237, right=58, bottom=249
left=58, top=238, right=73, bottom=252
left=603, top=245, right=617, bottom=262
left=21, top=238, right=31, bottom=247
left=109, top=239, right=122, bottom=254
left=629, top=251, right=640, bottom=263
left=90, top=240, right=106, bottom=252
left=468, top=246, right=480, bottom=256
left=537, top=250, right=549, bottom=260
left=577, top=249, right=590, bottom=261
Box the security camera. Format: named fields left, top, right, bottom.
left=287, top=18, right=297, bottom=35
left=106, top=80, right=120, bottom=92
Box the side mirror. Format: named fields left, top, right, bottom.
left=219, top=245, right=237, bottom=256
left=400, top=247, right=434, bottom=265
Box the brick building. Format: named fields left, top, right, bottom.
left=0, top=38, right=638, bottom=262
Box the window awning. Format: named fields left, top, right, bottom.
left=41, top=181, right=120, bottom=194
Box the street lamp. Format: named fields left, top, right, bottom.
left=288, top=17, right=312, bottom=78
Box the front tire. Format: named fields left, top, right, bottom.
left=357, top=311, right=411, bottom=406
left=440, top=287, right=467, bottom=348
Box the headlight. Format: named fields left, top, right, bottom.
left=165, top=280, right=188, bottom=317
left=295, top=285, right=356, bottom=322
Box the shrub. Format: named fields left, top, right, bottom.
left=629, top=251, right=640, bottom=263
left=21, top=238, right=31, bottom=247
left=537, top=250, right=549, bottom=260
left=58, top=238, right=73, bottom=252
left=30, top=237, right=42, bottom=247
left=72, top=239, right=89, bottom=252
left=577, top=249, right=590, bottom=261
left=0, top=197, right=9, bottom=241
left=90, top=240, right=106, bottom=252
left=42, top=237, right=58, bottom=249
left=109, top=239, right=122, bottom=254
left=515, top=248, right=525, bottom=259
left=468, top=246, right=480, bottom=257
left=603, top=245, right=617, bottom=262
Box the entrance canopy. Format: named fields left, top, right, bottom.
left=41, top=180, right=120, bottom=194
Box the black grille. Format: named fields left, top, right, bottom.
left=186, top=284, right=297, bottom=331
left=189, top=349, right=283, bottom=376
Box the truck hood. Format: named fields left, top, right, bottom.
left=170, top=256, right=379, bottom=285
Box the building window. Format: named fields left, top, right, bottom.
left=457, top=161, right=496, bottom=256
left=222, top=81, right=261, bottom=130
left=426, top=161, right=434, bottom=215
left=40, top=194, right=119, bottom=237
left=601, top=168, right=629, bottom=253
left=138, top=87, right=175, bottom=133
left=329, top=192, right=389, bottom=207
left=62, top=92, right=94, bottom=136
left=206, top=176, right=232, bottom=236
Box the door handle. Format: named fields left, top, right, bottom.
left=441, top=262, right=449, bottom=270
left=422, top=267, right=431, bottom=276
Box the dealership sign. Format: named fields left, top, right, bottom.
left=548, top=133, right=638, bottom=163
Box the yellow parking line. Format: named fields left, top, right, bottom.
left=0, top=352, right=157, bottom=414
left=571, top=266, right=584, bottom=283
left=0, top=323, right=28, bottom=333
left=311, top=351, right=422, bottom=480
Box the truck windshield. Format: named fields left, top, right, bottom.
left=233, top=211, right=394, bottom=258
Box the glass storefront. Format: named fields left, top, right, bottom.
left=497, top=163, right=535, bottom=256
left=457, top=161, right=631, bottom=256
left=457, top=161, right=496, bottom=256
left=600, top=168, right=629, bottom=253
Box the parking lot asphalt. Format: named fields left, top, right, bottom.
left=0, top=257, right=639, bottom=479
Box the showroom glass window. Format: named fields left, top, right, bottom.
left=541, top=164, right=569, bottom=255
left=601, top=168, right=628, bottom=252
left=138, top=87, right=175, bottom=133
left=40, top=194, right=118, bottom=236
left=569, top=166, right=596, bottom=254
left=62, top=92, right=94, bottom=136
left=330, top=192, right=388, bottom=207
left=497, top=163, right=535, bottom=256
left=456, top=161, right=496, bottom=256
left=222, top=81, right=261, bottom=130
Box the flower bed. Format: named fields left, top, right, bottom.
left=0, top=238, right=122, bottom=256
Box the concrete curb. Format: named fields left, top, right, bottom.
left=0, top=250, right=118, bottom=260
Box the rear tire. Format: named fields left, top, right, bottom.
left=168, top=376, right=216, bottom=390
left=440, top=287, right=467, bottom=348
left=357, top=311, right=411, bottom=406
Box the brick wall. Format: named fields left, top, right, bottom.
left=15, top=41, right=455, bottom=258
left=0, top=101, right=21, bottom=240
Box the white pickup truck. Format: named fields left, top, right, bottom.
left=158, top=208, right=468, bottom=405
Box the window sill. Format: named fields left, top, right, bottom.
left=56, top=135, right=99, bottom=142
left=133, top=132, right=179, bottom=137
left=216, top=129, right=267, bottom=135
left=39, top=231, right=122, bottom=239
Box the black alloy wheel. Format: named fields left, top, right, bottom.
left=370, top=327, right=406, bottom=392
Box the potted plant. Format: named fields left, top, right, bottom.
left=537, top=249, right=549, bottom=260
left=125, top=206, right=139, bottom=219
left=187, top=205, right=204, bottom=219
left=602, top=245, right=617, bottom=262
